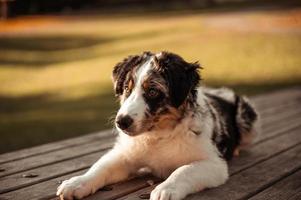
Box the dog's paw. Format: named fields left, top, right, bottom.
left=56, top=175, right=93, bottom=200
left=150, top=183, right=184, bottom=200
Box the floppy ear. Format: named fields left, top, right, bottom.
left=112, top=52, right=153, bottom=96
left=112, top=55, right=139, bottom=96
left=158, top=52, right=201, bottom=107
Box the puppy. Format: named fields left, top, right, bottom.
left=57, top=51, right=258, bottom=200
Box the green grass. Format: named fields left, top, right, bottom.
left=0, top=9, right=301, bottom=153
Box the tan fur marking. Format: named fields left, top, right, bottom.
left=128, top=79, right=134, bottom=91
left=155, top=107, right=182, bottom=130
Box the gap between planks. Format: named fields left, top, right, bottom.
left=1, top=123, right=300, bottom=200
left=248, top=169, right=301, bottom=200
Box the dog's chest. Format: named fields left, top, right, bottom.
left=133, top=133, right=206, bottom=178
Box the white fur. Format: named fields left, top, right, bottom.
left=116, top=59, right=152, bottom=132
left=203, top=87, right=236, bottom=103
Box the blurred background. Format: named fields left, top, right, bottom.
left=0, top=0, right=300, bottom=153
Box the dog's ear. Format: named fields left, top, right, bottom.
left=112, top=55, right=139, bottom=96
left=157, top=52, right=201, bottom=107
left=112, top=52, right=152, bottom=96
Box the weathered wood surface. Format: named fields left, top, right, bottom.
left=249, top=170, right=301, bottom=200
left=0, top=87, right=300, bottom=200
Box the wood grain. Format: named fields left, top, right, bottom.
left=249, top=170, right=301, bottom=200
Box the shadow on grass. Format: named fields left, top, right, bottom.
left=0, top=29, right=166, bottom=67
left=0, top=35, right=112, bottom=67
left=0, top=81, right=301, bottom=153
left=0, top=35, right=110, bottom=51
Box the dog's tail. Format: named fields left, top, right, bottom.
left=236, top=96, right=259, bottom=149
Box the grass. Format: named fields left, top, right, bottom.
left=0, top=8, right=301, bottom=153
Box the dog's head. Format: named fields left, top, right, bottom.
left=112, top=51, right=201, bottom=136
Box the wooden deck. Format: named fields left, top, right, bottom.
left=0, top=87, right=301, bottom=200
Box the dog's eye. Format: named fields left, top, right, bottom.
left=147, top=88, right=159, bottom=98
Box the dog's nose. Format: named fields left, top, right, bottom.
left=116, top=115, right=133, bottom=130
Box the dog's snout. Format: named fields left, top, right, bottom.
left=116, top=115, right=133, bottom=130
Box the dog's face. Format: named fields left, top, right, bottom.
left=112, top=51, right=200, bottom=136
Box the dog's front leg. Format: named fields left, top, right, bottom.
left=150, top=157, right=229, bottom=200
left=57, top=148, right=134, bottom=200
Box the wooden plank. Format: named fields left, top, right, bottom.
left=0, top=171, right=158, bottom=200
left=288, top=192, right=301, bottom=200
left=254, top=94, right=300, bottom=111
left=249, top=170, right=301, bottom=200
left=185, top=145, right=301, bottom=200
left=0, top=151, right=104, bottom=194
left=84, top=177, right=161, bottom=200
left=1, top=112, right=300, bottom=195
left=260, top=113, right=301, bottom=140
left=262, top=108, right=301, bottom=126
left=228, top=126, right=301, bottom=175
left=0, top=170, right=84, bottom=200
left=2, top=125, right=299, bottom=200
left=252, top=87, right=301, bottom=106
left=260, top=95, right=301, bottom=117
left=0, top=88, right=299, bottom=164
left=260, top=105, right=301, bottom=126
left=252, top=87, right=300, bottom=100
left=0, top=137, right=115, bottom=178
left=259, top=100, right=301, bottom=123
left=116, top=185, right=155, bottom=200
left=0, top=130, right=114, bottom=164
left=258, top=98, right=300, bottom=116
left=256, top=115, right=301, bottom=143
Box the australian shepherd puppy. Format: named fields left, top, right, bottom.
left=57, top=51, right=258, bottom=200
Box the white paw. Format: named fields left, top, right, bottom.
left=56, top=175, right=93, bottom=200
left=150, top=183, right=184, bottom=200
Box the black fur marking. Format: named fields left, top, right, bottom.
left=156, top=52, right=201, bottom=108
left=206, top=93, right=241, bottom=160
left=236, top=97, right=258, bottom=134
left=143, top=90, right=166, bottom=114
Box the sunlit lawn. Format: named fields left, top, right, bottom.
left=0, top=8, right=301, bottom=153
